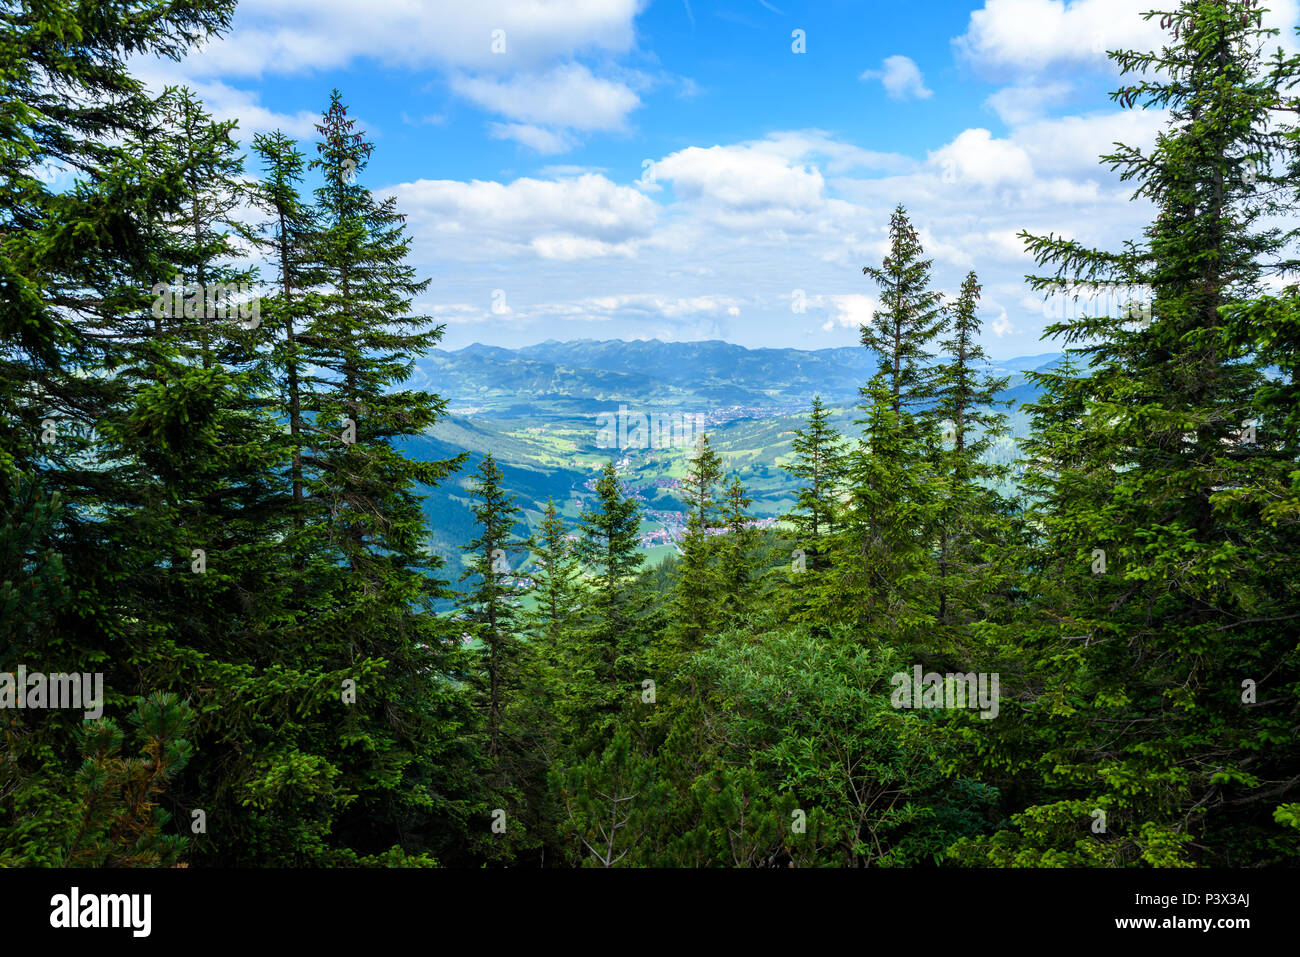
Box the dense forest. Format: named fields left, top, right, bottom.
left=2, top=0, right=1299, bottom=868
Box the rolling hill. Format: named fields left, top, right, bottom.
left=406, top=339, right=1063, bottom=572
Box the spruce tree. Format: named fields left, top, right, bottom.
left=930, top=271, right=1012, bottom=630
left=861, top=204, right=948, bottom=417
left=965, top=0, right=1300, bottom=866
left=780, top=395, right=848, bottom=623
left=666, top=435, right=723, bottom=661
left=247, top=129, right=322, bottom=539
left=460, top=454, right=530, bottom=758
left=716, top=475, right=761, bottom=626
left=522, top=498, right=584, bottom=729
left=574, top=463, right=647, bottom=734
left=781, top=395, right=847, bottom=574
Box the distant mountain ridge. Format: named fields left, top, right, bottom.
left=417, top=338, right=1064, bottom=414
left=406, top=338, right=1065, bottom=572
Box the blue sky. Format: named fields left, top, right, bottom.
left=135, top=0, right=1300, bottom=357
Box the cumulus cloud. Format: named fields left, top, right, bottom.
left=489, top=123, right=574, bottom=155
left=452, top=63, right=641, bottom=133
left=955, top=0, right=1170, bottom=73
left=384, top=111, right=1163, bottom=355
left=127, top=64, right=321, bottom=140
left=930, top=128, right=1034, bottom=189
left=130, top=0, right=652, bottom=156
left=956, top=0, right=1299, bottom=74
left=860, top=55, right=933, bottom=101
left=985, top=80, right=1074, bottom=125
left=655, top=144, right=826, bottom=212
left=174, top=0, right=644, bottom=78
left=386, top=173, right=657, bottom=261
left=1013, top=108, right=1166, bottom=177
left=816, top=294, right=879, bottom=330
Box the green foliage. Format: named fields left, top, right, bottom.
left=2, top=694, right=194, bottom=868
left=3, top=0, right=1297, bottom=872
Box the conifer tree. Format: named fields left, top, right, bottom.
left=460, top=454, right=530, bottom=758
left=861, top=205, right=948, bottom=417
left=666, top=435, right=723, bottom=660
left=527, top=499, right=584, bottom=649
left=820, top=374, right=937, bottom=635
left=574, top=463, right=648, bottom=733
left=716, top=475, right=761, bottom=626
left=0, top=0, right=248, bottom=866
left=781, top=395, right=847, bottom=575
left=302, top=90, right=462, bottom=573
left=815, top=212, right=951, bottom=635
left=247, top=129, right=322, bottom=537
left=522, top=499, right=584, bottom=728
left=963, top=0, right=1300, bottom=866
left=930, top=271, right=1012, bottom=629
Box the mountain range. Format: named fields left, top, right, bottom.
left=404, top=339, right=1065, bottom=572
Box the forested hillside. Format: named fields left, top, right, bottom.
left=2, top=0, right=1299, bottom=870
left=407, top=339, right=1048, bottom=571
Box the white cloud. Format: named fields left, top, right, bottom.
left=819, top=294, right=879, bottom=329
left=530, top=235, right=637, bottom=260
left=985, top=80, right=1074, bottom=125
left=559, top=294, right=746, bottom=321
left=537, top=164, right=609, bottom=177
left=452, top=63, right=641, bottom=132
left=860, top=55, right=933, bottom=101
left=424, top=293, right=748, bottom=327
left=955, top=0, right=1169, bottom=73
left=1013, top=108, right=1165, bottom=177
left=956, top=0, right=1300, bottom=74
left=128, top=64, right=321, bottom=139
left=130, top=1, right=653, bottom=156
left=175, top=0, right=644, bottom=78
left=387, top=113, right=1162, bottom=356
left=655, top=143, right=826, bottom=212
left=386, top=173, right=656, bottom=261
left=930, top=128, right=1034, bottom=189
left=489, top=123, right=574, bottom=154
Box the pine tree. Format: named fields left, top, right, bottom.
left=302, top=90, right=462, bottom=572
left=819, top=374, right=937, bottom=635
left=861, top=205, right=948, bottom=417
left=781, top=395, right=847, bottom=574
left=247, top=129, right=322, bottom=539
left=813, top=210, right=951, bottom=635
left=504, top=498, right=584, bottom=863
left=275, top=91, right=473, bottom=868
left=0, top=0, right=259, bottom=868
left=964, top=0, right=1300, bottom=866
left=930, top=271, right=1012, bottom=630
left=716, top=475, right=761, bottom=626
left=522, top=499, right=584, bottom=729
left=574, top=463, right=648, bottom=733
left=666, top=435, right=723, bottom=660
left=527, top=499, right=584, bottom=650
left=460, top=454, right=530, bottom=758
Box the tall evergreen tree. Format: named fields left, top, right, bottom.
left=930, top=271, right=1012, bottom=630
left=861, top=205, right=948, bottom=417
left=781, top=395, right=847, bottom=576
left=666, top=435, right=723, bottom=662
left=460, top=454, right=530, bottom=758
left=819, top=374, right=938, bottom=636
left=962, top=0, right=1300, bottom=866
left=716, top=475, right=761, bottom=626
left=574, top=463, right=648, bottom=734
left=247, top=129, right=322, bottom=539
